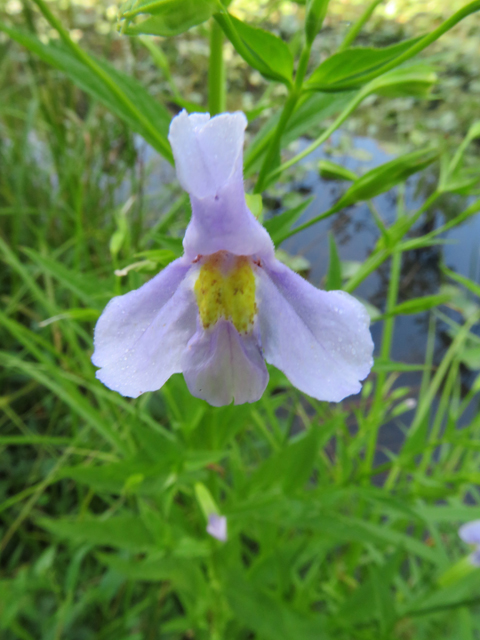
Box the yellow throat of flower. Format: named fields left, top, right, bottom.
left=194, top=253, right=256, bottom=334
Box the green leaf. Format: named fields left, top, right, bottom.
left=366, top=64, right=437, bottom=98
left=246, top=429, right=319, bottom=495
left=305, top=0, right=330, bottom=44
left=335, top=554, right=401, bottom=627
left=319, top=159, right=357, bottom=182
left=306, top=36, right=423, bottom=91
left=336, top=147, right=439, bottom=208
left=56, top=458, right=176, bottom=496
left=441, top=264, right=480, bottom=299
left=215, top=13, right=294, bottom=85
left=382, top=293, right=452, bottom=318
left=372, top=359, right=427, bottom=373
left=22, top=247, right=110, bottom=308
left=121, top=0, right=218, bottom=36
left=98, top=552, right=209, bottom=610
left=0, top=22, right=172, bottom=162
left=38, top=515, right=156, bottom=551
left=224, top=570, right=329, bottom=640
left=326, top=233, right=342, bottom=291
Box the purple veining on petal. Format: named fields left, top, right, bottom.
left=459, top=520, right=480, bottom=545
left=94, top=267, right=198, bottom=398
left=255, top=258, right=374, bottom=402
left=182, top=319, right=269, bottom=407
left=207, top=514, right=227, bottom=542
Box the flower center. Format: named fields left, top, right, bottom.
left=194, top=253, right=256, bottom=334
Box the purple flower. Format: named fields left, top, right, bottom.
left=207, top=513, right=227, bottom=542
left=459, top=520, right=480, bottom=566
left=92, top=110, right=374, bottom=406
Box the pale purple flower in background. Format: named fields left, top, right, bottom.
left=459, top=520, right=480, bottom=565
left=207, top=513, right=227, bottom=542
left=92, top=110, right=374, bottom=406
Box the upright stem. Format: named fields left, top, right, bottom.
left=254, top=42, right=312, bottom=193
left=208, top=19, right=226, bottom=116
left=338, top=0, right=384, bottom=51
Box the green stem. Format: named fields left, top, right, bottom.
left=268, top=88, right=365, bottom=184
left=254, top=41, right=312, bottom=193
left=31, top=0, right=173, bottom=163
left=254, top=90, right=299, bottom=193
left=338, top=0, right=384, bottom=52
left=209, top=19, right=226, bottom=116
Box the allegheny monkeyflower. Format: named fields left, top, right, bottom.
left=92, top=111, right=373, bottom=406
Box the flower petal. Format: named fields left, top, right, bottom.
left=92, top=259, right=197, bottom=398
left=207, top=514, right=227, bottom=542
left=169, top=110, right=274, bottom=259
left=184, top=180, right=274, bottom=258
left=256, top=260, right=374, bottom=402
left=182, top=319, right=268, bottom=407
left=459, top=521, right=480, bottom=545
left=168, top=110, right=245, bottom=199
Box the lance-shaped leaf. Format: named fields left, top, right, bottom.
left=120, top=0, right=218, bottom=37
left=367, top=64, right=437, bottom=98
left=305, top=36, right=423, bottom=91
left=336, top=147, right=439, bottom=208
left=0, top=22, right=172, bottom=162
left=378, top=294, right=453, bottom=319
left=319, top=159, right=357, bottom=182
left=305, top=0, right=330, bottom=45
left=326, top=232, right=342, bottom=291
left=215, top=13, right=294, bottom=86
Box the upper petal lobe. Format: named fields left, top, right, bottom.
left=169, top=110, right=274, bottom=259
left=256, top=260, right=374, bottom=402
left=168, top=110, right=246, bottom=199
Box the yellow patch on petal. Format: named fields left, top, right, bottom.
left=194, top=253, right=256, bottom=333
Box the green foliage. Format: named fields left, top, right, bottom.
left=1, top=0, right=480, bottom=638
left=305, top=0, right=330, bottom=45
left=216, top=13, right=294, bottom=85
left=336, top=147, right=439, bottom=208
left=305, top=36, right=423, bottom=91
left=119, top=0, right=219, bottom=37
